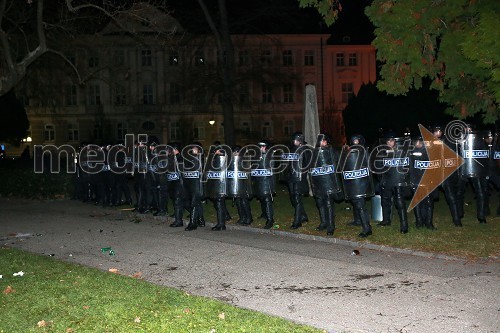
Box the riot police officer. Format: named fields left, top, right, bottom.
left=339, top=134, right=374, bottom=238
left=252, top=140, right=276, bottom=229
left=183, top=142, right=206, bottom=231
left=409, top=136, right=436, bottom=230
left=227, top=145, right=253, bottom=226
left=205, top=144, right=230, bottom=231
left=457, top=126, right=490, bottom=224
left=309, top=134, right=342, bottom=236
left=283, top=132, right=311, bottom=229
left=375, top=131, right=410, bottom=234
left=431, top=125, right=463, bottom=226
left=167, top=142, right=185, bottom=227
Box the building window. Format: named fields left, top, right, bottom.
left=44, top=124, right=55, bottom=142
left=193, top=122, right=205, bottom=140
left=239, top=83, right=250, bottom=104
left=262, top=121, right=272, bottom=138
left=169, top=53, right=179, bottom=66
left=170, top=83, right=181, bottom=104
left=262, top=84, right=272, bottom=103
left=114, top=50, right=125, bottom=66
left=282, top=50, right=293, bottom=66
left=116, top=122, right=127, bottom=140
left=336, top=53, right=344, bottom=66
left=88, top=84, right=101, bottom=105
left=283, top=83, right=293, bottom=103
left=241, top=121, right=251, bottom=133
left=348, top=53, right=357, bottom=66
left=195, top=50, right=205, bottom=66
left=238, top=50, right=249, bottom=66
left=170, top=121, right=180, bottom=141
left=114, top=85, right=126, bottom=105
left=341, top=82, right=354, bottom=103
left=64, top=85, right=77, bottom=106
left=143, top=84, right=154, bottom=104
left=283, top=120, right=294, bottom=137
left=142, top=121, right=155, bottom=131
left=217, top=50, right=227, bottom=65
left=141, top=49, right=152, bottom=66
left=260, top=50, right=272, bottom=66
left=304, top=50, right=314, bottom=66
left=89, top=56, right=99, bottom=68
left=93, top=124, right=103, bottom=140
left=67, top=123, right=79, bottom=142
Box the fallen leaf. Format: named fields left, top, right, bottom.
left=108, top=268, right=119, bottom=274
left=218, top=312, right=225, bottom=320
left=37, top=320, right=47, bottom=327
left=3, top=285, right=15, bottom=294
left=83, top=306, right=90, bottom=310
left=134, top=317, right=141, bottom=323
left=131, top=272, right=142, bottom=279
left=183, top=308, right=190, bottom=314
left=66, top=328, right=75, bottom=333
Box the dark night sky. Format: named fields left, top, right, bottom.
left=165, top=0, right=374, bottom=44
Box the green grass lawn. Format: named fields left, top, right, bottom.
left=0, top=248, right=322, bottom=333
left=200, top=183, right=499, bottom=260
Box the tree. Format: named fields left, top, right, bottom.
left=297, top=0, right=343, bottom=26
left=0, top=90, right=29, bottom=143
left=365, top=0, right=499, bottom=124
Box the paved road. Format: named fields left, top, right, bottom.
left=0, top=198, right=498, bottom=333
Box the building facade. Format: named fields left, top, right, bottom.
left=14, top=3, right=375, bottom=156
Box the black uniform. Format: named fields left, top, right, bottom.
left=339, top=134, right=374, bottom=237
left=283, top=132, right=311, bottom=229
left=409, top=137, right=436, bottom=230
left=309, top=134, right=341, bottom=236
left=167, top=143, right=185, bottom=227
left=374, top=132, right=410, bottom=234
left=182, top=143, right=206, bottom=230
left=252, top=140, right=276, bottom=229
left=457, top=129, right=490, bottom=224
left=228, top=146, right=253, bottom=226
left=205, top=145, right=230, bottom=231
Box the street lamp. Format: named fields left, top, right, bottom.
left=209, top=119, right=215, bottom=126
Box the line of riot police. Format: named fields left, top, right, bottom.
left=71, top=126, right=499, bottom=236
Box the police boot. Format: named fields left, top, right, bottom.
left=325, top=200, right=335, bottom=236
left=424, top=201, right=436, bottom=230
left=291, top=193, right=304, bottom=229
left=398, top=208, right=409, bottom=234
left=358, top=207, right=372, bottom=238
left=212, top=199, right=227, bottom=231
left=263, top=198, right=275, bottom=229
left=259, top=199, right=267, bottom=219
left=449, top=201, right=463, bottom=227
left=169, top=202, right=184, bottom=227
left=242, top=199, right=253, bottom=225
left=378, top=203, right=392, bottom=226
left=315, top=204, right=327, bottom=231
left=235, top=199, right=245, bottom=225
left=413, top=204, right=424, bottom=229
left=185, top=206, right=199, bottom=231
left=154, top=192, right=167, bottom=216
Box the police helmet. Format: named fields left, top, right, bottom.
left=349, top=134, right=365, bottom=146
left=291, top=132, right=305, bottom=144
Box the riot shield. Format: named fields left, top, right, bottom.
left=460, top=131, right=490, bottom=178
left=339, top=145, right=374, bottom=200
left=309, top=147, right=341, bottom=196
